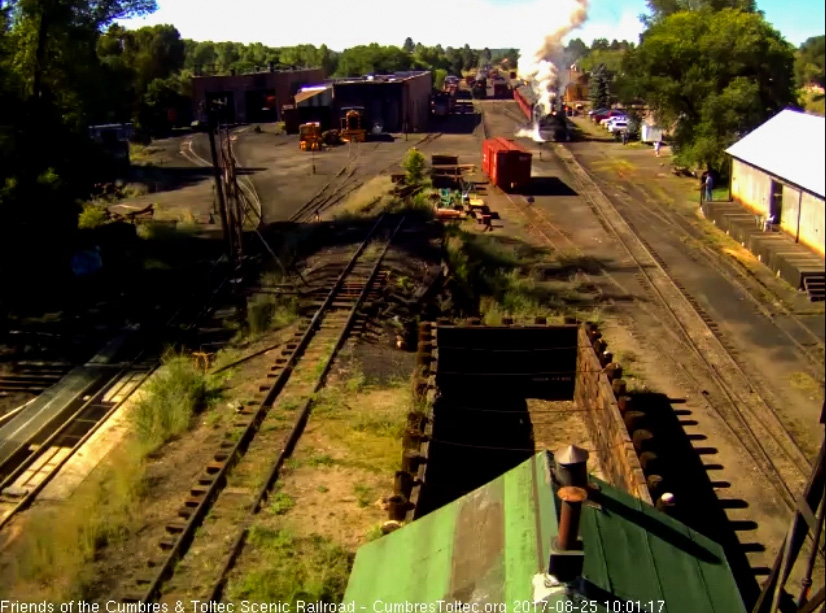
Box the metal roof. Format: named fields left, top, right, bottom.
left=344, top=452, right=747, bottom=613
left=725, top=109, right=825, bottom=199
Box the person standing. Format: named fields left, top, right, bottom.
left=621, top=130, right=628, bottom=145
left=700, top=171, right=709, bottom=202
left=654, top=140, right=662, bottom=157
left=704, top=172, right=714, bottom=202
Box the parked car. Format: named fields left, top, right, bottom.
left=589, top=107, right=610, bottom=117
left=592, top=109, right=625, bottom=123
left=608, top=120, right=629, bottom=133
left=604, top=116, right=628, bottom=129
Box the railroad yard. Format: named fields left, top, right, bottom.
left=0, top=82, right=824, bottom=611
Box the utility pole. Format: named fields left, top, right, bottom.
left=207, top=102, right=233, bottom=259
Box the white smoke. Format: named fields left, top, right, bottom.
left=517, top=0, right=589, bottom=118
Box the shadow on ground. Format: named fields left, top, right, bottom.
left=520, top=177, right=578, bottom=197
left=129, top=165, right=266, bottom=195
left=628, top=391, right=774, bottom=610
left=431, top=112, right=482, bottom=134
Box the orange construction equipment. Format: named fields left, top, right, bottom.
left=299, top=122, right=322, bottom=151
left=340, top=108, right=366, bottom=143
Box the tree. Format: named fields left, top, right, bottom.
left=589, top=65, right=610, bottom=109
left=643, top=0, right=756, bottom=24
left=796, top=35, right=825, bottom=88
left=564, top=38, right=589, bottom=64
left=623, top=8, right=797, bottom=171
left=403, top=37, right=414, bottom=53
left=483, top=47, right=491, bottom=62
left=402, top=147, right=426, bottom=185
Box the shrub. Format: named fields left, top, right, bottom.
left=247, top=293, right=299, bottom=335
left=78, top=203, right=109, bottom=229
left=131, top=353, right=222, bottom=451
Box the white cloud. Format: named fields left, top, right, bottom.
left=119, top=0, right=642, bottom=51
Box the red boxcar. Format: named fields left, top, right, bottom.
left=482, top=138, right=532, bottom=192
left=513, top=88, right=532, bottom=121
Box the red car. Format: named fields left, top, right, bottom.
left=592, top=109, right=625, bottom=123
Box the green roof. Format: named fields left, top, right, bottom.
left=344, top=452, right=746, bottom=613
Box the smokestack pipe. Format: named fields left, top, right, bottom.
left=555, top=445, right=589, bottom=488
left=557, top=486, right=587, bottom=551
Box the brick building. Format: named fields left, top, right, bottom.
left=191, top=67, right=325, bottom=124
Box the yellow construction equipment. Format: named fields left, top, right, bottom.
left=339, top=108, right=366, bottom=143
left=299, top=122, right=322, bottom=151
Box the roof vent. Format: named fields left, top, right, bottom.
left=554, top=445, right=589, bottom=488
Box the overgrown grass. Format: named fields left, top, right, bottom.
left=131, top=352, right=224, bottom=452
left=445, top=225, right=597, bottom=323
left=225, top=527, right=352, bottom=603
left=247, top=293, right=299, bottom=336
left=78, top=202, right=109, bottom=229
left=4, top=443, right=145, bottom=600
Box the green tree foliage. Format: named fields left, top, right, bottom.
left=564, top=38, right=589, bottom=64
left=795, top=35, right=825, bottom=88
left=335, top=44, right=412, bottom=76
left=643, top=0, right=756, bottom=24
left=433, top=68, right=448, bottom=90
left=402, top=37, right=414, bottom=53
left=589, top=65, right=610, bottom=110
left=402, top=148, right=426, bottom=185
left=622, top=8, right=797, bottom=171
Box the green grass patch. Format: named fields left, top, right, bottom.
left=445, top=226, right=596, bottom=322
left=78, top=203, right=110, bottom=229
left=307, top=454, right=336, bottom=468
left=131, top=352, right=224, bottom=452
left=353, top=484, right=373, bottom=508
left=789, top=371, right=824, bottom=395
left=226, top=528, right=352, bottom=604
left=247, top=293, right=299, bottom=336
left=268, top=492, right=296, bottom=516
left=5, top=442, right=145, bottom=600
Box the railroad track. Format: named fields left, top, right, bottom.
left=590, top=168, right=825, bottom=371
left=503, top=139, right=812, bottom=516
left=289, top=133, right=443, bottom=223
left=119, top=213, right=405, bottom=604
left=0, top=255, right=241, bottom=531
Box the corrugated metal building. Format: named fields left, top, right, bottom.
left=726, top=109, right=825, bottom=257
left=191, top=67, right=325, bottom=124
left=345, top=452, right=747, bottom=613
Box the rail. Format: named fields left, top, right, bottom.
left=122, top=214, right=403, bottom=603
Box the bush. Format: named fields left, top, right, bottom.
left=247, top=293, right=299, bottom=336
left=402, top=148, right=427, bottom=186
left=78, top=203, right=109, bottom=229
left=131, top=353, right=223, bottom=451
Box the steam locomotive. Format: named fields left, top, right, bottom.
left=513, top=84, right=569, bottom=142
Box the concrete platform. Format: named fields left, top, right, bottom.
left=0, top=333, right=137, bottom=473
left=702, top=200, right=825, bottom=291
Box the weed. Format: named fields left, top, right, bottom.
left=268, top=492, right=296, bottom=515
left=247, top=293, right=298, bottom=336
left=353, top=483, right=373, bottom=508
left=226, top=528, right=352, bottom=604
left=307, top=454, right=336, bottom=468
left=131, top=352, right=224, bottom=452
left=345, top=369, right=366, bottom=394
left=8, top=441, right=145, bottom=599
left=365, top=525, right=384, bottom=542
left=78, top=203, right=109, bottom=229
left=317, top=485, right=329, bottom=494
left=789, top=371, right=824, bottom=396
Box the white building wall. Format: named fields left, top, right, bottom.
left=799, top=191, right=825, bottom=257
left=731, top=158, right=771, bottom=216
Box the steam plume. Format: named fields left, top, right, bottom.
left=517, top=0, right=589, bottom=118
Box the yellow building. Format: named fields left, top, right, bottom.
left=726, top=109, right=825, bottom=257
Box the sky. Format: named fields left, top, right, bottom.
left=118, top=0, right=824, bottom=51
